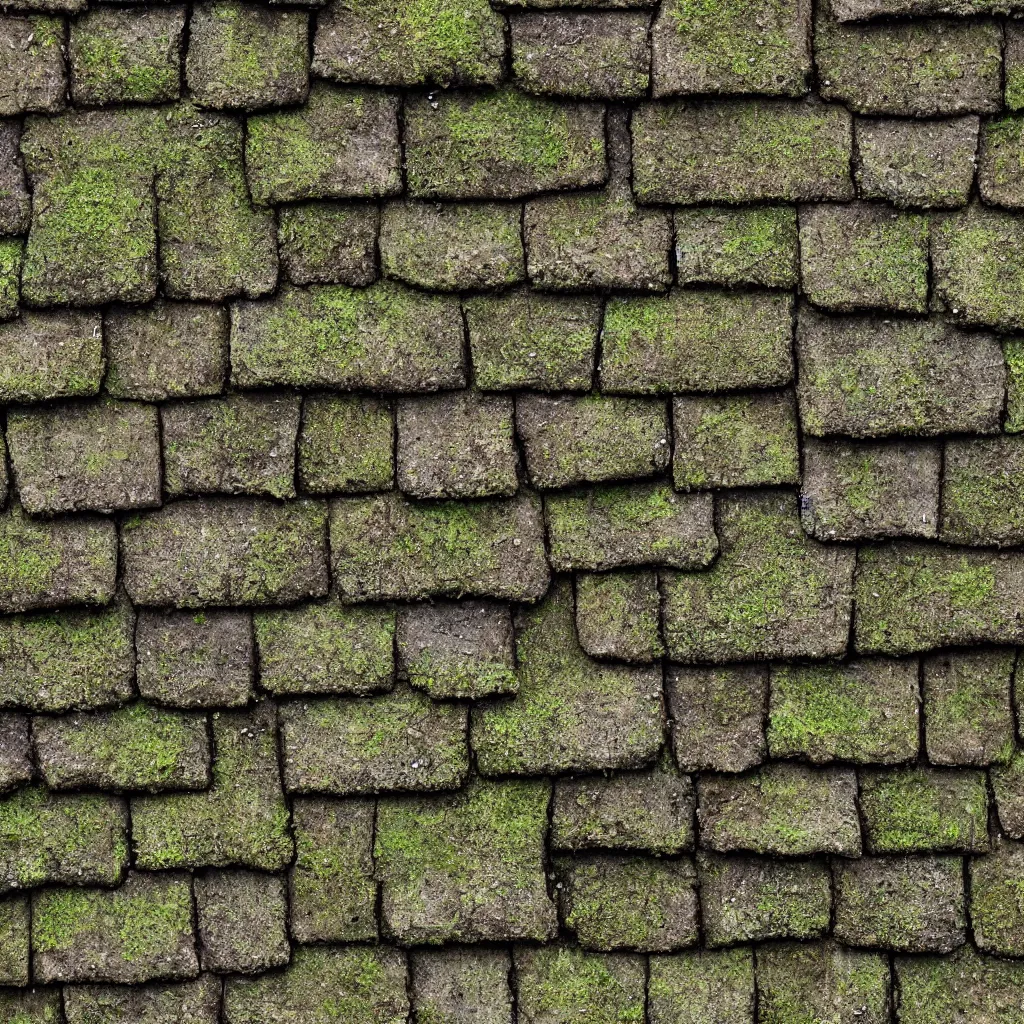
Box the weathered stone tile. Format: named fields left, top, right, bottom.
left=835, top=855, right=965, bottom=953
left=675, top=206, right=798, bottom=289
left=472, top=580, right=663, bottom=775
left=231, top=282, right=465, bottom=392
left=298, top=395, right=394, bottom=494
left=136, top=609, right=253, bottom=708
left=0, top=715, right=32, bottom=793
left=0, top=786, right=126, bottom=892
left=632, top=99, right=853, bottom=203
left=122, top=498, right=328, bottom=608
left=406, top=88, right=606, bottom=200
left=551, top=758, right=694, bottom=854
left=854, top=544, right=1024, bottom=655
left=312, top=0, right=504, bottom=87
left=816, top=11, right=1002, bottom=117
left=854, top=116, right=979, bottom=209
left=0, top=504, right=116, bottom=613
left=546, top=483, right=716, bottom=573
left=257, top=601, right=393, bottom=697
left=993, top=752, right=1024, bottom=838
left=698, top=763, right=861, bottom=856
left=377, top=778, right=556, bottom=943
left=0, top=894, right=28, bottom=984
left=381, top=202, right=524, bottom=292
left=663, top=490, right=855, bottom=663
left=278, top=202, right=378, bottom=287
left=0, top=990, right=62, bottom=1024
left=69, top=6, right=183, bottom=106
left=801, top=439, right=941, bottom=541
left=64, top=975, right=221, bottom=1024
left=280, top=685, right=469, bottom=795
left=835, top=0, right=1009, bottom=16
left=651, top=0, right=809, bottom=96
left=0, top=312, right=103, bottom=402
left=514, top=945, right=645, bottom=1024
left=7, top=399, right=160, bottom=514
left=1010, top=22, right=1024, bottom=111
left=104, top=302, right=228, bottom=401
left=33, top=870, right=195, bottom=984
left=466, top=289, right=600, bottom=392
left=667, top=665, right=767, bottom=773
left=518, top=394, right=668, bottom=491
left=186, top=0, right=307, bottom=111
left=156, top=105, right=278, bottom=301
left=161, top=392, right=299, bottom=500
left=0, top=122, right=30, bottom=236
left=757, top=943, right=890, bottom=1024
left=0, top=16, right=65, bottom=115
left=974, top=116, right=1024, bottom=208
left=943, top=436, right=1024, bottom=547
left=970, top=835, right=1024, bottom=957
left=768, top=658, right=919, bottom=765
left=799, top=202, right=929, bottom=313
left=648, top=949, right=755, bottom=1024
left=601, top=290, right=793, bottom=394
left=557, top=854, right=698, bottom=952
left=21, top=108, right=162, bottom=306
left=673, top=392, right=799, bottom=491
left=512, top=12, right=649, bottom=98
left=895, top=946, right=1024, bottom=1024
left=699, top=852, right=831, bottom=947
left=796, top=308, right=1005, bottom=438
left=860, top=766, right=988, bottom=853
left=195, top=870, right=288, bottom=975
left=132, top=703, right=293, bottom=870
left=397, top=392, right=518, bottom=499
left=0, top=599, right=134, bottom=712
left=330, top=491, right=548, bottom=603
left=34, top=703, right=209, bottom=792
left=224, top=946, right=408, bottom=1024
left=1008, top=337, right=1024, bottom=433
left=933, top=204, right=1024, bottom=331
left=246, top=84, right=399, bottom=204
left=289, top=796, right=376, bottom=943
left=0, top=238, right=21, bottom=321
left=412, top=948, right=513, bottom=1024
left=397, top=600, right=516, bottom=700
left=575, top=570, right=663, bottom=663
left=923, top=648, right=1015, bottom=766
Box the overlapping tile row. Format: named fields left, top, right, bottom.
left=2, top=0, right=1024, bottom=1021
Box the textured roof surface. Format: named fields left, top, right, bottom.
left=1, top=0, right=1024, bottom=1022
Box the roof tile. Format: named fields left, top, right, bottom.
left=0, top=15, right=65, bottom=116
left=63, top=975, right=220, bottom=1024
left=0, top=312, right=103, bottom=403
left=0, top=715, right=32, bottom=793
left=0, top=122, right=31, bottom=235
left=575, top=570, right=663, bottom=663
left=969, top=835, right=1024, bottom=957
left=277, top=202, right=378, bottom=288
left=411, top=949, right=513, bottom=1024
left=0, top=893, right=28, bottom=985
left=648, top=950, right=755, bottom=1024
left=942, top=436, right=1024, bottom=547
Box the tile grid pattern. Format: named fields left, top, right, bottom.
left=2, top=0, right=1024, bottom=1022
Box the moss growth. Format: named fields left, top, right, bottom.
left=648, top=950, right=754, bottom=1024
left=575, top=570, right=663, bottom=662
left=0, top=238, right=21, bottom=320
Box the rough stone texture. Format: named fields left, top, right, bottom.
left=122, top=498, right=328, bottom=608
left=854, top=116, right=979, bottom=209
left=768, top=658, right=919, bottom=764
left=0, top=122, right=32, bottom=236
left=397, top=391, right=518, bottom=499
left=976, top=116, right=1024, bottom=207
left=0, top=16, right=66, bottom=116
left=816, top=11, right=1002, bottom=117
left=648, top=950, right=755, bottom=1024
left=518, top=394, right=669, bottom=490
left=697, top=763, right=862, bottom=856
left=64, top=976, right=221, bottom=1024
left=796, top=308, right=1005, bottom=438
left=0, top=312, right=104, bottom=402
left=970, top=835, right=1024, bottom=957
left=245, top=84, right=398, bottom=205
left=330, top=491, right=549, bottom=602
left=834, top=855, right=966, bottom=953
left=136, top=609, right=253, bottom=708
left=942, top=435, right=1024, bottom=547
left=575, top=570, right=663, bottom=663
left=471, top=580, right=663, bottom=775
left=397, top=600, right=516, bottom=699
left=652, top=0, right=809, bottom=97
left=1, top=895, right=31, bottom=984
left=278, top=203, right=378, bottom=287
left=411, top=948, right=513, bottom=1024
left=7, top=399, right=161, bottom=514
left=800, top=439, right=941, bottom=541
left=667, top=665, right=768, bottom=773
left=280, top=685, right=469, bottom=795
left=104, top=303, right=228, bottom=402
left=0, top=715, right=32, bottom=793
left=632, top=99, right=853, bottom=204
left=663, top=489, right=855, bottom=663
